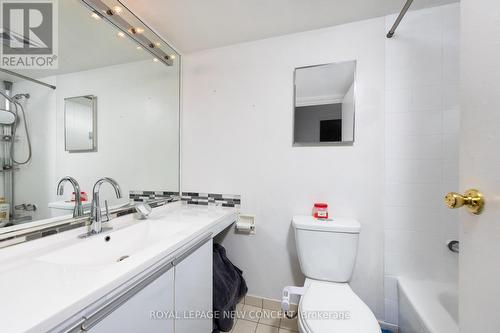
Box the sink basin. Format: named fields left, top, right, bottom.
left=37, top=221, right=188, bottom=266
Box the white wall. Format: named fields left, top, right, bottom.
left=383, top=4, right=460, bottom=325
left=183, top=18, right=386, bottom=319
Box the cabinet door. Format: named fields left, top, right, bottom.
left=89, top=268, right=175, bottom=333
left=175, top=239, right=213, bottom=333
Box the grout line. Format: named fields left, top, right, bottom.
left=237, top=295, right=299, bottom=332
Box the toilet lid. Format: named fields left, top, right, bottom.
left=299, top=281, right=380, bottom=333
left=293, top=216, right=361, bottom=233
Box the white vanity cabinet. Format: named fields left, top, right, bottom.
left=79, top=236, right=213, bottom=333
left=174, top=239, right=213, bottom=333
left=88, top=268, right=175, bottom=333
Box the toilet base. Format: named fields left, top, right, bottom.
left=296, top=278, right=380, bottom=333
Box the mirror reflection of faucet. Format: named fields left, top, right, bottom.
left=56, top=176, right=84, bottom=218
left=50, top=177, right=128, bottom=219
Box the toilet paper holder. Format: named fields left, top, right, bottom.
left=235, top=214, right=256, bottom=234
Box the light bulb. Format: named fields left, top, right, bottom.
left=91, top=12, right=101, bottom=20
left=136, top=46, right=142, bottom=50
left=170, top=54, right=176, bottom=60
left=129, top=27, right=145, bottom=34
left=117, top=31, right=125, bottom=38
left=153, top=58, right=159, bottom=62
left=113, top=6, right=122, bottom=14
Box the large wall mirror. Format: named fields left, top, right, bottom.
left=0, top=0, right=180, bottom=232
left=293, top=60, right=356, bottom=146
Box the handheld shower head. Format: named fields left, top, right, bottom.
left=0, top=109, right=16, bottom=125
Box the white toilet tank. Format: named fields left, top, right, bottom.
left=292, top=216, right=361, bottom=282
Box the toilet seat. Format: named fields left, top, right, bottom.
left=298, top=280, right=380, bottom=333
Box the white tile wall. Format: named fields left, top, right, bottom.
left=384, top=3, right=460, bottom=325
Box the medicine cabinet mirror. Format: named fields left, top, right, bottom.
left=65, top=95, right=97, bottom=152
left=293, top=60, right=356, bottom=146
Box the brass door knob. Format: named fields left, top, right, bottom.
left=444, top=189, right=484, bottom=215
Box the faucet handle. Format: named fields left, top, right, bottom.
left=103, top=200, right=110, bottom=222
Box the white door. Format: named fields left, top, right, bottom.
left=459, top=0, right=500, bottom=331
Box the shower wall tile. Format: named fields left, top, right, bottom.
left=385, top=159, right=442, bottom=184
left=384, top=276, right=399, bottom=302
left=384, top=3, right=460, bottom=325
left=385, top=134, right=443, bottom=160
left=386, top=111, right=443, bottom=136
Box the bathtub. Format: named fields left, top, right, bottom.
left=398, top=278, right=458, bottom=333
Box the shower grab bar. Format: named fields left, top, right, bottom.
left=387, top=0, right=414, bottom=38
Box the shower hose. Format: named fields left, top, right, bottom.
left=0, top=91, right=32, bottom=165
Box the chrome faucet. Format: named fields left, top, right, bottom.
left=57, top=176, right=84, bottom=218
left=90, top=177, right=122, bottom=234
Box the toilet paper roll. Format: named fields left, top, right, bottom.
left=236, top=221, right=255, bottom=232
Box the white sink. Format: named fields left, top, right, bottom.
left=37, top=221, right=188, bottom=266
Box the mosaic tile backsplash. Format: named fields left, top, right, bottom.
left=181, top=192, right=241, bottom=208
left=130, top=191, right=241, bottom=208
left=129, top=191, right=180, bottom=202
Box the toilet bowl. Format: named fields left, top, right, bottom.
left=292, top=216, right=380, bottom=333
left=297, top=279, right=380, bottom=333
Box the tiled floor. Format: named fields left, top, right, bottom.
left=228, top=296, right=299, bottom=333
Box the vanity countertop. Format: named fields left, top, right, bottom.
left=0, top=202, right=237, bottom=333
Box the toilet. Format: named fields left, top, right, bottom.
left=292, top=216, right=380, bottom=333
